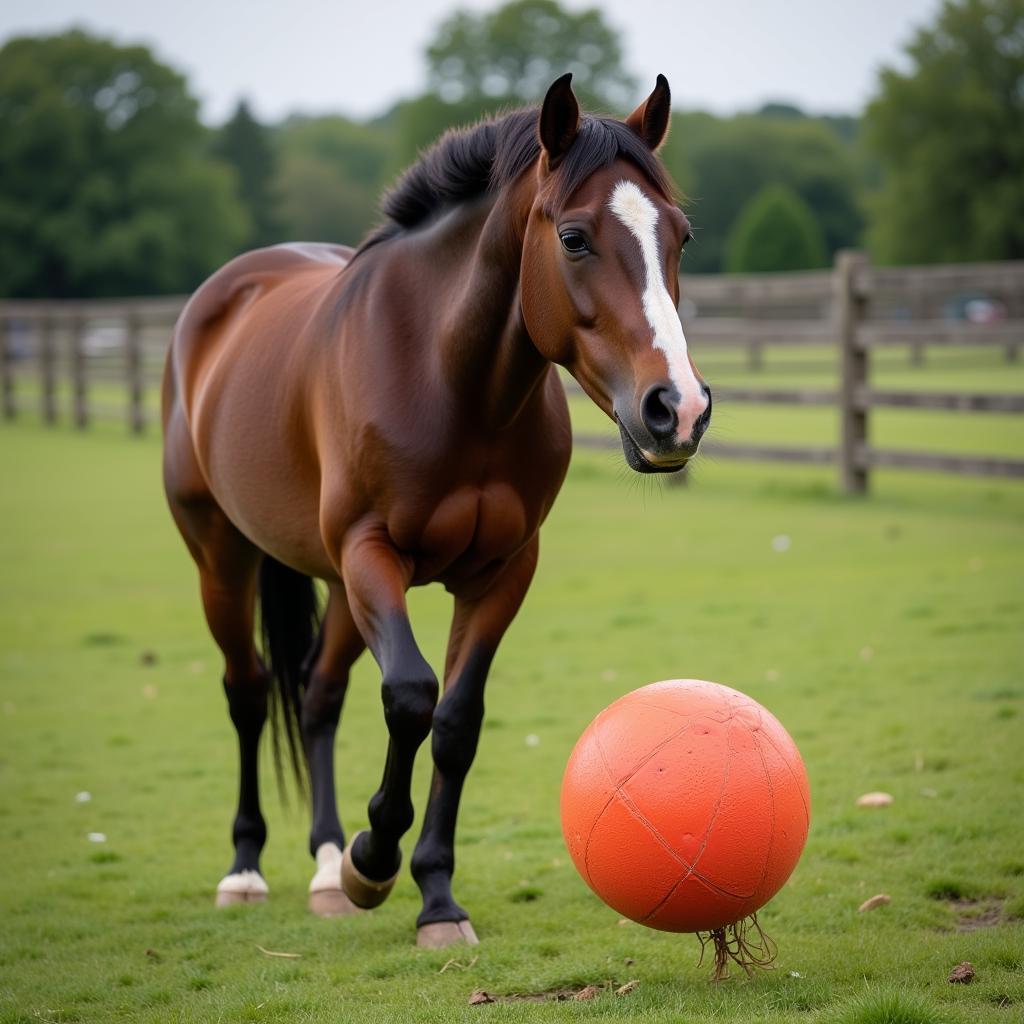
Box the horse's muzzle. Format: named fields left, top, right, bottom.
left=617, top=420, right=690, bottom=474
left=616, top=382, right=711, bottom=474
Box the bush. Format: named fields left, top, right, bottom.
left=724, top=183, right=828, bottom=273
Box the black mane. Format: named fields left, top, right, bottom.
left=356, top=107, right=673, bottom=254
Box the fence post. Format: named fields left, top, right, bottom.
left=835, top=250, right=869, bottom=494
left=0, top=316, right=14, bottom=421
left=71, top=314, right=89, bottom=430
left=125, top=312, right=144, bottom=435
left=40, top=317, right=57, bottom=425
left=908, top=287, right=927, bottom=366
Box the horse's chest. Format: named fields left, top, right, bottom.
left=390, top=483, right=532, bottom=584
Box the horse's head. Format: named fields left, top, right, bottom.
left=521, top=75, right=711, bottom=473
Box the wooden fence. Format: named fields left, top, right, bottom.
left=578, top=251, right=1024, bottom=491
left=2, top=252, right=1023, bottom=493
left=0, top=296, right=182, bottom=436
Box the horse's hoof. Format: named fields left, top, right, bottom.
left=215, top=870, right=268, bottom=907
left=309, top=842, right=363, bottom=917
left=340, top=830, right=400, bottom=909
left=416, top=920, right=479, bottom=949
left=309, top=888, right=362, bottom=917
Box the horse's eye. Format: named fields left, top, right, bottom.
left=559, top=231, right=590, bottom=255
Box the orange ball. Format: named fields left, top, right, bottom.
left=560, top=679, right=810, bottom=933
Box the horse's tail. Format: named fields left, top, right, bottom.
left=258, top=555, right=322, bottom=799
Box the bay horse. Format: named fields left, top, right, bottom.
left=162, top=73, right=711, bottom=949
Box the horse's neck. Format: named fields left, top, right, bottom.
left=435, top=177, right=549, bottom=430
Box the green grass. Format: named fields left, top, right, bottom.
left=1, top=415, right=1022, bottom=1023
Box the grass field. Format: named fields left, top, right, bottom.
left=1, top=387, right=1023, bottom=1022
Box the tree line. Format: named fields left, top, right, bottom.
left=1, top=0, right=1021, bottom=298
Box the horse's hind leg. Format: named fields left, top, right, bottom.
left=200, top=558, right=270, bottom=906
left=164, top=415, right=269, bottom=905
left=304, top=586, right=367, bottom=916
left=411, top=540, right=538, bottom=948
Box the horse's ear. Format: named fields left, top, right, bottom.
left=539, top=73, right=580, bottom=166
left=625, top=74, right=671, bottom=150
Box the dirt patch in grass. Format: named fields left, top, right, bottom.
left=949, top=898, right=1005, bottom=931
left=469, top=979, right=638, bottom=1004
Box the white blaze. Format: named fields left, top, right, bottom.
left=608, top=180, right=706, bottom=423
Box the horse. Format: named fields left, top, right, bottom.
left=162, top=72, right=711, bottom=949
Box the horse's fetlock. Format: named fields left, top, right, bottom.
left=232, top=810, right=267, bottom=850
left=368, top=792, right=415, bottom=839
left=410, top=843, right=454, bottom=884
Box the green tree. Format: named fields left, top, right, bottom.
left=274, top=115, right=395, bottom=245
left=865, top=0, right=1024, bottom=264
left=213, top=99, right=282, bottom=249
left=668, top=114, right=863, bottom=274
left=0, top=30, right=247, bottom=297
left=724, top=184, right=828, bottom=273
left=385, top=92, right=497, bottom=171
left=426, top=0, right=635, bottom=111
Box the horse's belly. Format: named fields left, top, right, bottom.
left=213, top=466, right=333, bottom=579
left=398, top=482, right=532, bottom=585
left=190, top=359, right=333, bottom=579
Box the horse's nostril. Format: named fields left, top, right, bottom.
left=641, top=385, right=678, bottom=441
left=695, top=383, right=712, bottom=437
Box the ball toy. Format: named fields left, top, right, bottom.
left=561, top=679, right=810, bottom=940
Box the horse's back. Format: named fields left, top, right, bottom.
left=179, top=241, right=351, bottom=334
left=165, top=242, right=353, bottom=416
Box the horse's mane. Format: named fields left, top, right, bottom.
left=356, top=107, right=673, bottom=255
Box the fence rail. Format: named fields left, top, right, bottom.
left=2, top=251, right=1023, bottom=493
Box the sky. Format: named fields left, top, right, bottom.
left=0, top=0, right=942, bottom=123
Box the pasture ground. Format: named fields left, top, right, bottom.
left=1, top=364, right=1023, bottom=1022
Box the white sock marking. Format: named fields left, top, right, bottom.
left=608, top=181, right=706, bottom=417
left=309, top=841, right=345, bottom=893
left=217, top=869, right=269, bottom=895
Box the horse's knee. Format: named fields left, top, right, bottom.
left=431, top=693, right=484, bottom=779
left=381, top=666, right=438, bottom=744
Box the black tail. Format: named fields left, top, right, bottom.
left=259, top=555, right=322, bottom=799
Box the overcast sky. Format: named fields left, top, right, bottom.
left=1, top=0, right=942, bottom=123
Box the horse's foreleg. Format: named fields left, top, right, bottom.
left=303, top=587, right=366, bottom=916
left=411, top=539, right=539, bottom=948
left=338, top=527, right=438, bottom=907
